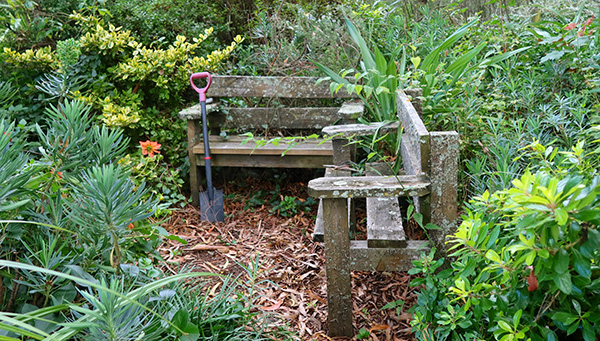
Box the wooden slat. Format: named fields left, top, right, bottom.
left=187, top=120, right=202, bottom=207
left=364, top=164, right=406, bottom=248
left=207, top=75, right=359, bottom=99
left=403, top=88, right=423, bottom=117
left=181, top=107, right=360, bottom=130
left=192, top=136, right=333, bottom=156
left=178, top=102, right=218, bottom=120
left=307, top=174, right=431, bottom=199
left=348, top=240, right=429, bottom=272
left=366, top=197, right=407, bottom=248
left=195, top=154, right=332, bottom=168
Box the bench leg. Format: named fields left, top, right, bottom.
left=187, top=120, right=202, bottom=207
left=429, top=132, right=459, bottom=254
left=323, top=198, right=353, bottom=337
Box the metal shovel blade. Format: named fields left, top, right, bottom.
left=199, top=188, right=224, bottom=222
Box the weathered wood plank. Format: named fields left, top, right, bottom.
left=331, top=138, right=354, bottom=165
left=314, top=199, right=325, bottom=243
left=348, top=240, right=429, bottom=271
left=207, top=75, right=359, bottom=98
left=323, top=122, right=400, bottom=138
left=192, top=136, right=333, bottom=156
left=322, top=198, right=353, bottom=337
left=195, top=154, right=332, bottom=168
left=314, top=169, right=353, bottom=243
left=429, top=131, right=459, bottom=254
left=178, top=102, right=218, bottom=120
left=397, top=90, right=429, bottom=175
left=187, top=120, right=201, bottom=207
left=403, top=88, right=423, bottom=117
left=366, top=197, right=407, bottom=248
left=364, top=164, right=406, bottom=248
left=307, top=174, right=431, bottom=199
left=338, top=101, right=364, bottom=119
left=180, top=106, right=359, bottom=129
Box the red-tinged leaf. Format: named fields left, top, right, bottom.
left=564, top=23, right=577, bottom=30
left=260, top=300, right=282, bottom=311
left=527, top=266, right=538, bottom=292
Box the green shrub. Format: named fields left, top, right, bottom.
left=410, top=163, right=600, bottom=340
left=2, top=11, right=242, bottom=190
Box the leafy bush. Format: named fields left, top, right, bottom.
left=410, top=158, right=600, bottom=340
left=1, top=10, right=242, bottom=203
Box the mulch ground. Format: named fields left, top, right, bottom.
left=159, top=170, right=421, bottom=340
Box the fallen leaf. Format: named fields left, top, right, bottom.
left=260, top=300, right=282, bottom=311
left=370, top=324, right=389, bottom=332
left=185, top=244, right=230, bottom=252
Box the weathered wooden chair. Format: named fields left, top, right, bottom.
left=179, top=75, right=364, bottom=206
left=307, top=90, right=459, bottom=337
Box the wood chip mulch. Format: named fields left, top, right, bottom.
left=159, top=171, right=421, bottom=340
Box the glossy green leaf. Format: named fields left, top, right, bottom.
left=554, top=272, right=572, bottom=294
left=552, top=312, right=578, bottom=326
left=554, top=249, right=570, bottom=274
left=172, top=309, right=189, bottom=330
left=573, top=250, right=591, bottom=278
left=554, top=208, right=569, bottom=225
left=181, top=323, right=200, bottom=341
left=497, top=320, right=513, bottom=332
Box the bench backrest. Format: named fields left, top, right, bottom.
left=398, top=90, right=429, bottom=175
left=205, top=75, right=360, bottom=132
left=396, top=89, right=459, bottom=248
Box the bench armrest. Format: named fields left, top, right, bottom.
left=178, top=99, right=218, bottom=120
left=307, top=174, right=430, bottom=199
left=322, top=121, right=399, bottom=138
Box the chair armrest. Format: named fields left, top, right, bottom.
left=307, top=174, right=430, bottom=199
left=322, top=121, right=400, bottom=138
left=178, top=99, right=218, bottom=120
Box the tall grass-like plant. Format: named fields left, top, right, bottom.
left=35, top=100, right=129, bottom=175
left=0, top=260, right=215, bottom=340
left=68, top=164, right=157, bottom=274
left=0, top=118, right=32, bottom=214
left=314, top=18, right=398, bottom=123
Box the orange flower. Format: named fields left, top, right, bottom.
left=127, top=223, right=135, bottom=229
left=139, top=140, right=161, bottom=157
left=564, top=23, right=577, bottom=30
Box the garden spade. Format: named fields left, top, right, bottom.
left=190, top=72, right=224, bottom=222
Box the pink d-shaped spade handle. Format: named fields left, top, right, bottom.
left=190, top=72, right=212, bottom=102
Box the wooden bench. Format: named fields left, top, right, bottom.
left=307, top=90, right=459, bottom=337
left=179, top=75, right=365, bottom=206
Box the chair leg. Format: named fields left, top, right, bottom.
left=323, top=198, right=353, bottom=337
